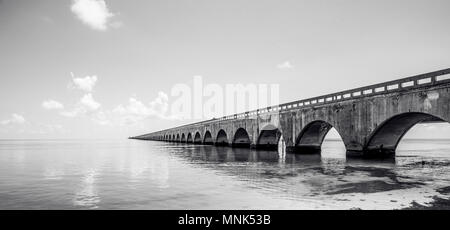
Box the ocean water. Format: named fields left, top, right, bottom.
left=0, top=138, right=449, bottom=210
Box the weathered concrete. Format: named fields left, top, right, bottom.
left=132, top=69, right=450, bottom=158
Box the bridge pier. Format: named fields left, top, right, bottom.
left=215, top=142, right=230, bottom=147
left=287, top=145, right=322, bottom=154
left=231, top=143, right=251, bottom=148
left=254, top=144, right=278, bottom=151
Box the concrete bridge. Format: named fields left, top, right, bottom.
left=131, top=68, right=450, bottom=158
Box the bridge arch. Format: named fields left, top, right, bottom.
left=215, top=129, right=228, bottom=146
left=172, top=134, right=175, bottom=142
left=364, top=112, right=447, bottom=157
left=295, top=120, right=342, bottom=153
left=187, top=133, right=193, bottom=143
left=194, top=132, right=202, bottom=144
left=203, top=131, right=213, bottom=145
left=176, top=134, right=180, bottom=142
left=256, top=124, right=282, bottom=150
left=232, top=128, right=251, bottom=148
left=181, top=133, right=186, bottom=142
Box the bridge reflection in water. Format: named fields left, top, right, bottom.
left=156, top=139, right=450, bottom=209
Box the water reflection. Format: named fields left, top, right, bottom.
left=163, top=140, right=450, bottom=209
left=148, top=154, right=170, bottom=189
left=321, top=158, right=346, bottom=175
left=1, top=139, right=450, bottom=209
left=73, top=169, right=100, bottom=209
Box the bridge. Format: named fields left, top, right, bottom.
left=131, top=68, right=450, bottom=158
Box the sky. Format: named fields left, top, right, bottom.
left=1, top=0, right=450, bottom=139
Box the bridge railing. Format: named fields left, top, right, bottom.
left=140, top=68, right=450, bottom=138
left=218, top=68, right=450, bottom=121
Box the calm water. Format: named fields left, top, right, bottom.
left=0, top=139, right=450, bottom=210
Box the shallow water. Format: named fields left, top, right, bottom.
left=0, top=139, right=449, bottom=209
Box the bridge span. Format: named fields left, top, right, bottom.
left=131, top=68, right=450, bottom=158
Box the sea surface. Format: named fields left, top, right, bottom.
left=0, top=138, right=450, bottom=210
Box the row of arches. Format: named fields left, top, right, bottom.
left=159, top=128, right=251, bottom=146
left=156, top=112, right=449, bottom=156
left=159, top=126, right=317, bottom=150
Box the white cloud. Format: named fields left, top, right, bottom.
left=71, top=0, right=115, bottom=31
left=277, top=61, right=294, bottom=70
left=70, top=73, right=98, bottom=92
left=59, top=74, right=100, bottom=117
left=1, top=114, right=26, bottom=125
left=80, top=93, right=101, bottom=111
left=113, top=98, right=152, bottom=116
left=73, top=91, right=174, bottom=126
left=150, top=91, right=169, bottom=115
left=109, top=92, right=172, bottom=126
left=59, top=93, right=100, bottom=118
left=42, top=100, right=64, bottom=110
left=51, top=72, right=174, bottom=126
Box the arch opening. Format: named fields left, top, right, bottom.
left=215, top=129, right=229, bottom=146
left=397, top=121, right=450, bottom=158
left=256, top=124, right=282, bottom=150
left=181, top=133, right=186, bottom=142
left=176, top=134, right=180, bottom=142
left=194, top=132, right=202, bottom=144
left=232, top=128, right=251, bottom=148
left=172, top=134, right=175, bottom=142
left=186, top=133, right=193, bottom=143
left=203, top=131, right=213, bottom=145
left=320, top=127, right=346, bottom=159
left=295, top=120, right=336, bottom=154
left=365, top=112, right=446, bottom=157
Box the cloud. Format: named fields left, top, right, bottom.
left=60, top=93, right=101, bottom=117
left=42, top=100, right=64, bottom=110
left=1, top=114, right=26, bottom=125
left=50, top=74, right=175, bottom=126
left=277, top=61, right=294, bottom=70
left=70, top=0, right=116, bottom=31
left=149, top=92, right=169, bottom=115
left=109, top=92, right=172, bottom=126
left=80, top=93, right=101, bottom=111
left=70, top=73, right=98, bottom=92
left=78, top=91, right=174, bottom=126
